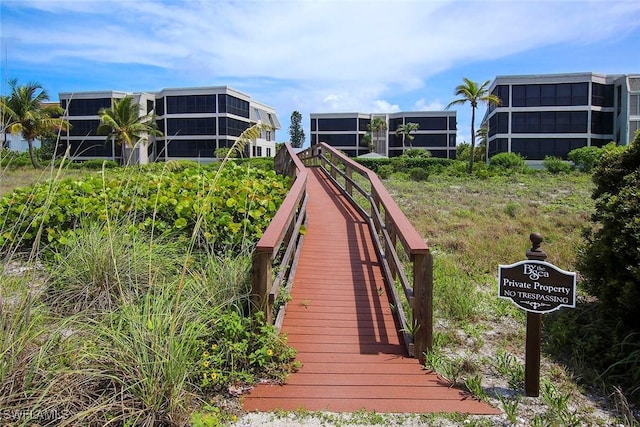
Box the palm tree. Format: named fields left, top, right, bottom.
left=0, top=79, right=69, bottom=168
left=97, top=95, right=162, bottom=165
left=476, top=125, right=488, bottom=163
left=368, top=117, right=387, bottom=155
left=395, top=122, right=419, bottom=150
left=446, top=78, right=501, bottom=174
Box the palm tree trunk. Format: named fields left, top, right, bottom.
left=27, top=139, right=40, bottom=169
left=467, top=107, right=476, bottom=174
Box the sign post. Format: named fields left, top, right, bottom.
left=498, top=233, right=576, bottom=397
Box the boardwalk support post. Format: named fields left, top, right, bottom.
left=252, top=250, right=273, bottom=325
left=413, top=252, right=433, bottom=364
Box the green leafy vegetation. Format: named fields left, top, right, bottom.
left=0, top=161, right=289, bottom=253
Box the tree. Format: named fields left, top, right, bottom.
left=476, top=125, right=488, bottom=163
left=395, top=122, right=419, bottom=150
left=0, top=79, right=69, bottom=168
left=368, top=117, right=387, bottom=155
left=288, top=111, right=305, bottom=148
left=362, top=133, right=373, bottom=153
left=97, top=95, right=162, bottom=165
left=446, top=78, right=501, bottom=174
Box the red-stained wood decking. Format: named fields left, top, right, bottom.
left=242, top=168, right=499, bottom=415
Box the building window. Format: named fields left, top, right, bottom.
left=266, top=130, right=272, bottom=141
left=266, top=147, right=272, bottom=157
left=68, top=119, right=101, bottom=136
left=488, top=112, right=508, bottom=136
left=218, top=95, right=249, bottom=118
left=592, top=83, right=614, bottom=107
left=65, top=98, right=112, bottom=116
left=317, top=118, right=357, bottom=131
left=511, top=137, right=586, bottom=160
left=591, top=111, right=614, bottom=135
left=166, top=139, right=217, bottom=157
left=512, top=83, right=589, bottom=107
left=167, top=118, right=216, bottom=136
left=166, top=95, right=216, bottom=114
left=411, top=134, right=448, bottom=147
left=219, top=117, right=249, bottom=137
left=511, top=111, right=587, bottom=133
left=156, top=98, right=165, bottom=116
left=630, top=94, right=640, bottom=116
left=410, top=116, right=447, bottom=130
left=491, top=85, right=509, bottom=108
left=318, top=134, right=356, bottom=147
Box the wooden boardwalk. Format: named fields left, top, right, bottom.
left=242, top=168, right=499, bottom=414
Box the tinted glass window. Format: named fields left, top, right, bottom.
left=166, top=139, right=217, bottom=157
left=512, top=85, right=526, bottom=107
left=167, top=118, right=216, bottom=136
left=166, top=95, right=216, bottom=114
left=68, top=140, right=114, bottom=157
left=156, top=98, right=164, bottom=116
left=488, top=138, right=508, bottom=157
left=412, top=134, right=447, bottom=147
left=317, top=133, right=356, bottom=147
left=488, top=112, right=508, bottom=136
left=317, top=118, right=357, bottom=131
left=411, top=116, right=447, bottom=130
left=310, top=119, right=317, bottom=132
left=359, top=118, right=371, bottom=131
left=218, top=95, right=249, bottom=118
left=69, top=119, right=101, bottom=136
left=218, top=117, right=249, bottom=137
left=511, top=137, right=587, bottom=160
left=67, top=98, right=112, bottom=116
left=592, top=83, right=614, bottom=107
left=512, top=111, right=587, bottom=133
left=591, top=111, right=614, bottom=134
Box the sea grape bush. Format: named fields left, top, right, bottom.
left=0, top=162, right=290, bottom=254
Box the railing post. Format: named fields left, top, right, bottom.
left=330, top=152, right=338, bottom=180
left=345, top=165, right=353, bottom=196
left=412, top=251, right=433, bottom=364
left=252, top=250, right=273, bottom=325
left=385, top=214, right=397, bottom=280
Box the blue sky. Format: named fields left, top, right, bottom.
left=2, top=0, right=640, bottom=147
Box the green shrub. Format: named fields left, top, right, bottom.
left=490, top=152, right=526, bottom=171
left=78, top=159, right=119, bottom=169
left=354, top=158, right=390, bottom=173
left=377, top=164, right=394, bottom=179
left=543, top=156, right=571, bottom=174
left=409, top=167, right=428, bottom=181
left=196, top=311, right=297, bottom=391
left=0, top=162, right=289, bottom=254
left=402, top=148, right=431, bottom=158
left=578, top=136, right=640, bottom=331
left=215, top=147, right=235, bottom=158
left=567, top=145, right=603, bottom=172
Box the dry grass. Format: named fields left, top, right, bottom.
left=0, top=167, right=91, bottom=197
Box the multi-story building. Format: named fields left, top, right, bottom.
left=309, top=111, right=457, bottom=158
left=59, top=86, right=280, bottom=163
left=485, top=72, right=640, bottom=161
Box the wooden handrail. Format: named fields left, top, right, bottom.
left=252, top=144, right=308, bottom=329
left=298, top=142, right=433, bottom=362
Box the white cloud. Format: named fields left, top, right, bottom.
left=413, top=98, right=445, bottom=112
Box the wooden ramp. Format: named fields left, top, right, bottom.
left=242, top=168, right=499, bottom=414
